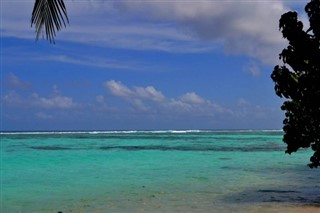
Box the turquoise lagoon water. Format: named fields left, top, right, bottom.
left=1, top=130, right=319, bottom=213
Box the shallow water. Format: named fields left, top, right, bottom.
left=1, top=131, right=319, bottom=213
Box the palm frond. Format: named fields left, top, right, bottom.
left=31, top=0, right=69, bottom=43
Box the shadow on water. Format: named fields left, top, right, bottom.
left=98, top=143, right=283, bottom=152
left=29, top=146, right=72, bottom=150
left=221, top=165, right=320, bottom=207
left=18, top=143, right=284, bottom=152
left=223, top=187, right=320, bottom=205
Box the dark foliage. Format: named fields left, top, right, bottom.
left=271, top=0, right=320, bottom=168
left=31, top=0, right=69, bottom=43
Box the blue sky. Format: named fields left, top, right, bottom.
left=1, top=1, right=307, bottom=131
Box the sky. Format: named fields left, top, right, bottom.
left=1, top=0, right=308, bottom=131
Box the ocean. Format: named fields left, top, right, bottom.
left=1, top=130, right=319, bottom=213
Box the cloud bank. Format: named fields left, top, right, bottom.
left=2, top=73, right=282, bottom=130
left=2, top=1, right=305, bottom=64
left=113, top=1, right=291, bottom=64
left=104, top=80, right=229, bottom=117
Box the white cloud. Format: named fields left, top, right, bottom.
left=3, top=91, right=25, bottom=107
left=105, top=80, right=166, bottom=102
left=35, top=55, right=145, bottom=70
left=243, top=62, right=262, bottom=77
left=2, top=74, right=283, bottom=129
left=102, top=79, right=282, bottom=129
left=113, top=1, right=291, bottom=64
left=234, top=98, right=277, bottom=120
left=36, top=112, right=54, bottom=120
left=131, top=99, right=150, bottom=112
left=31, top=93, right=79, bottom=109
left=237, top=98, right=250, bottom=106
left=134, top=86, right=165, bottom=102
left=105, top=80, right=132, bottom=97
left=5, top=73, right=32, bottom=90
left=96, top=95, right=105, bottom=104
left=3, top=86, right=80, bottom=110
left=2, top=1, right=306, bottom=64
left=104, top=80, right=229, bottom=117
left=1, top=1, right=35, bottom=39
left=180, top=92, right=206, bottom=105
left=59, top=22, right=213, bottom=53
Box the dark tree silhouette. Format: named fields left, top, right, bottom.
left=31, top=0, right=69, bottom=43
left=271, top=0, right=320, bottom=168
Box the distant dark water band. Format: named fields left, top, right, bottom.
left=1, top=131, right=283, bottom=141
left=27, top=145, right=283, bottom=152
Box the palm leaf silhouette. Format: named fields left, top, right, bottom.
left=31, top=0, right=69, bottom=43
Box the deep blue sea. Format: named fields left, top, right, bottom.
left=1, top=130, right=319, bottom=213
